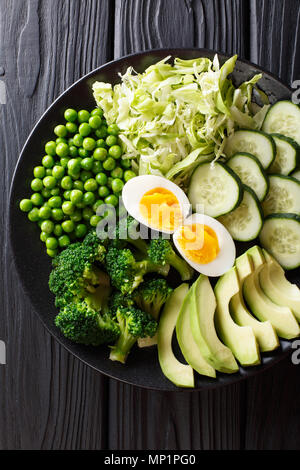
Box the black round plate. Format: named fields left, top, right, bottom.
left=9, top=48, right=298, bottom=391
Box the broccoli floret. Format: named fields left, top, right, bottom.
left=147, top=238, right=194, bottom=281
left=109, top=290, right=135, bottom=311
left=105, top=247, right=170, bottom=295
left=49, top=241, right=106, bottom=308
left=133, top=278, right=173, bottom=320
left=110, top=216, right=148, bottom=254
left=55, top=293, right=120, bottom=346
left=83, top=229, right=107, bottom=263
left=109, top=305, right=158, bottom=363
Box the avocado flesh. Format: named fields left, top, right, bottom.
left=232, top=252, right=279, bottom=352
left=176, top=286, right=216, bottom=378
left=190, top=275, right=238, bottom=373
left=260, top=249, right=300, bottom=321
left=214, top=267, right=261, bottom=367
left=157, top=284, right=194, bottom=388
left=244, top=246, right=300, bottom=339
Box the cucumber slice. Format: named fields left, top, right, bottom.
left=218, top=186, right=263, bottom=242
left=227, top=152, right=269, bottom=201
left=224, top=129, right=276, bottom=169
left=262, top=174, right=300, bottom=216
left=262, top=100, right=300, bottom=145
left=188, top=161, right=243, bottom=217
left=259, top=213, right=300, bottom=270
left=291, top=168, right=300, bottom=181
left=269, top=134, right=300, bottom=175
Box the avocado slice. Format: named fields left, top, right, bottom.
left=260, top=249, right=300, bottom=321
left=214, top=267, right=261, bottom=366
left=190, top=275, right=238, bottom=373
left=232, top=252, right=279, bottom=352
left=157, top=284, right=194, bottom=388
left=176, top=285, right=216, bottom=378
left=244, top=246, right=300, bottom=339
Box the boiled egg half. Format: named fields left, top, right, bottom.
left=122, top=175, right=191, bottom=234
left=173, top=213, right=236, bottom=277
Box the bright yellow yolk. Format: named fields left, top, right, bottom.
left=177, top=224, right=220, bottom=264
left=139, top=187, right=183, bottom=231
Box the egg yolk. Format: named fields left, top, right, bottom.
left=139, top=187, right=183, bottom=231
left=177, top=224, right=220, bottom=264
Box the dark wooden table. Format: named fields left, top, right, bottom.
left=1, top=0, right=300, bottom=450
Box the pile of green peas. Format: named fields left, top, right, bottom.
left=19, top=108, right=137, bottom=257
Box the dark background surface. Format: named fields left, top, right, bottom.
left=1, top=0, right=300, bottom=450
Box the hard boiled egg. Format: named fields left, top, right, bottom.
left=122, top=175, right=191, bottom=234
left=173, top=213, right=236, bottom=277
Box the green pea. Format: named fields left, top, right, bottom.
left=58, top=234, right=71, bottom=248
left=105, top=194, right=119, bottom=207
left=66, top=122, right=78, bottom=134
left=33, top=166, right=46, bottom=178
left=98, top=185, right=110, bottom=198
left=92, top=161, right=103, bottom=174
left=63, top=190, right=71, bottom=200
left=45, top=141, right=56, bottom=156
left=56, top=142, right=69, bottom=158
left=78, top=110, right=90, bottom=123
left=90, top=215, right=101, bottom=227
left=46, top=237, right=58, bottom=250
left=89, top=115, right=102, bottom=129
left=68, top=138, right=74, bottom=146
left=31, top=178, right=43, bottom=192
left=20, top=199, right=33, bottom=212
left=106, top=135, right=117, bottom=147
left=109, top=145, right=122, bottom=159
left=52, top=208, right=64, bottom=221
left=84, top=178, right=98, bottom=192
left=42, top=155, right=55, bottom=169
left=70, top=189, right=83, bottom=204
left=60, top=175, right=73, bottom=190
left=103, top=157, right=116, bottom=171
left=64, top=108, right=78, bottom=122
left=43, top=176, right=57, bottom=189
left=62, top=201, right=75, bottom=215
left=73, top=180, right=84, bottom=191
left=91, top=108, right=103, bottom=117
left=75, top=223, right=88, bottom=238
left=41, top=188, right=52, bottom=198
left=93, top=200, right=104, bottom=212
left=50, top=187, right=60, bottom=196
left=95, top=172, right=108, bottom=186
left=39, top=206, right=52, bottom=219
left=70, top=209, right=82, bottom=223
left=80, top=157, right=93, bottom=171
left=93, top=147, right=107, bottom=161
left=67, top=158, right=81, bottom=175
left=30, top=193, right=44, bottom=207
left=83, top=191, right=95, bottom=205
left=40, top=231, right=48, bottom=242
left=73, top=133, right=83, bottom=147
left=45, top=169, right=53, bottom=176
left=53, top=224, right=63, bottom=237
left=52, top=165, right=65, bottom=179
left=111, top=167, right=123, bottom=179
left=60, top=157, right=70, bottom=168
left=124, top=170, right=137, bottom=182
left=54, top=125, right=67, bottom=138
left=107, top=177, right=113, bottom=189
left=107, top=124, right=120, bottom=136
left=83, top=137, right=96, bottom=151
left=96, top=139, right=106, bottom=148
left=112, top=178, right=124, bottom=194
left=79, top=123, right=91, bottom=137
left=95, top=125, right=107, bottom=139
left=41, top=219, right=54, bottom=234
left=80, top=170, right=93, bottom=183
left=82, top=207, right=94, bottom=221
left=48, top=196, right=62, bottom=208
left=28, top=207, right=40, bottom=222
left=47, top=248, right=58, bottom=258
left=56, top=137, right=67, bottom=145
left=69, top=145, right=78, bottom=157
left=62, top=220, right=75, bottom=233
left=121, top=158, right=132, bottom=169
left=78, top=148, right=91, bottom=158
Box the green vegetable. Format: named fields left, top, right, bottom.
left=147, top=238, right=193, bottom=281
left=133, top=278, right=173, bottom=320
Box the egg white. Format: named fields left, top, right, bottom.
left=173, top=213, right=236, bottom=277
left=122, top=175, right=191, bottom=234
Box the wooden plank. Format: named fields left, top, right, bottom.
left=250, top=0, right=300, bottom=84
left=110, top=0, right=249, bottom=451
left=0, top=0, right=113, bottom=450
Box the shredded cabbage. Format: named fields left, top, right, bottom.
left=93, top=55, right=268, bottom=188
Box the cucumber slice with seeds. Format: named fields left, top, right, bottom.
left=227, top=152, right=269, bottom=201
left=269, top=134, right=300, bottom=175
left=188, top=161, right=243, bottom=218
left=259, top=213, right=300, bottom=270
left=224, top=129, right=276, bottom=169
left=291, top=168, right=300, bottom=181
left=262, top=100, right=300, bottom=145
left=262, top=174, right=300, bottom=216
left=218, top=186, right=263, bottom=242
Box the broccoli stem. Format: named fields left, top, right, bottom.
left=128, top=238, right=149, bottom=255
left=109, top=330, right=137, bottom=364
left=167, top=252, right=193, bottom=280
